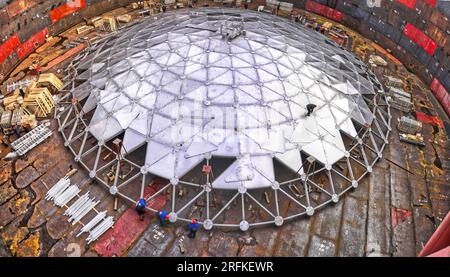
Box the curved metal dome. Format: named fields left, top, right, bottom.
left=57, top=8, right=391, bottom=230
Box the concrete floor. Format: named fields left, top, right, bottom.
left=0, top=2, right=449, bottom=257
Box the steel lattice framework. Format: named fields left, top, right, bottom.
left=56, top=8, right=391, bottom=230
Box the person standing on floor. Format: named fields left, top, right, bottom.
left=306, top=104, right=317, bottom=117
left=188, top=218, right=200, bottom=238
left=136, top=198, right=146, bottom=221
left=157, top=210, right=169, bottom=226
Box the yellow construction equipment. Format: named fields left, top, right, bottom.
left=94, top=16, right=117, bottom=32
left=33, top=73, right=64, bottom=93
left=22, top=87, right=55, bottom=118
left=116, top=14, right=132, bottom=23
left=3, top=92, right=23, bottom=111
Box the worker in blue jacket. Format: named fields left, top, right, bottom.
left=157, top=210, right=169, bottom=226
left=188, top=218, right=200, bottom=238
left=136, top=198, right=146, bottom=221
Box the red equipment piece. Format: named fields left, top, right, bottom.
left=415, top=111, right=444, bottom=128
left=419, top=212, right=450, bottom=257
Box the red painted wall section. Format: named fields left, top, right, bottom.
left=431, top=78, right=450, bottom=116
left=16, top=28, right=49, bottom=59
left=0, top=35, right=21, bottom=64
left=423, top=0, right=438, bottom=7
left=50, top=0, right=86, bottom=23
left=396, top=0, right=417, bottom=9
left=94, top=181, right=168, bottom=257
left=305, top=1, right=343, bottom=22
left=403, top=23, right=438, bottom=55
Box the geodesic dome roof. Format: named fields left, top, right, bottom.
left=66, top=9, right=381, bottom=189
left=58, top=8, right=391, bottom=230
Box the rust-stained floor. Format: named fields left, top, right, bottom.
left=0, top=2, right=449, bottom=257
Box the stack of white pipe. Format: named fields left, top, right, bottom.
left=45, top=177, right=70, bottom=201
left=86, top=216, right=114, bottom=244
left=64, top=192, right=90, bottom=216
left=68, top=198, right=99, bottom=225
left=76, top=211, right=107, bottom=237
left=54, top=185, right=80, bottom=207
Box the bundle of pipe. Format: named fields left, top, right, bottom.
left=64, top=192, right=90, bottom=216
left=54, top=185, right=80, bottom=207
left=76, top=211, right=107, bottom=237
left=68, top=197, right=99, bottom=225
left=86, top=216, right=114, bottom=244
left=45, top=177, right=70, bottom=201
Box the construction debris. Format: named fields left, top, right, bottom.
left=3, top=93, right=23, bottom=110
left=0, top=110, right=12, bottom=133
left=20, top=114, right=38, bottom=129
left=398, top=116, right=422, bottom=135
left=6, top=77, right=37, bottom=93
left=77, top=25, right=95, bottom=35
left=94, top=16, right=118, bottom=32
left=399, top=133, right=425, bottom=146
left=388, top=93, right=413, bottom=112
left=385, top=76, right=404, bottom=88
left=369, top=55, right=387, bottom=67
left=116, top=14, right=132, bottom=23
left=388, top=86, right=411, bottom=99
